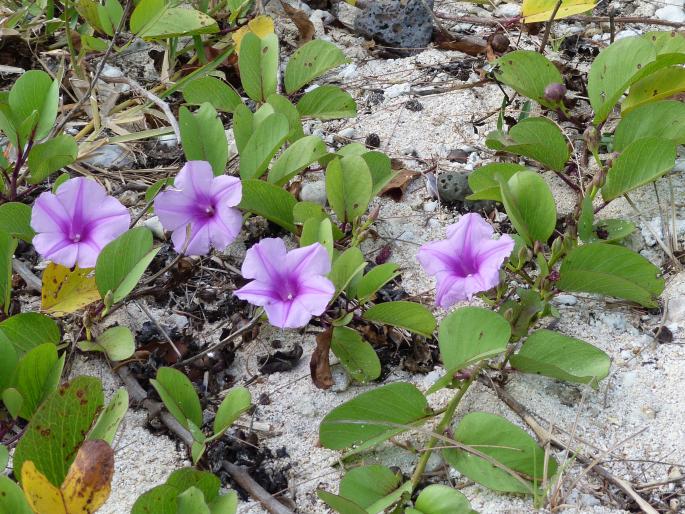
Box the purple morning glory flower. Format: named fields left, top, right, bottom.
left=418, top=213, right=515, bottom=308
left=31, top=177, right=130, bottom=269
left=235, top=238, right=335, bottom=329
left=154, top=161, right=242, bottom=256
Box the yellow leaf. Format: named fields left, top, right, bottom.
left=21, top=461, right=67, bottom=514
left=41, top=263, right=100, bottom=317
left=232, top=15, right=274, bottom=53
left=20, top=441, right=114, bottom=514
left=61, top=440, right=114, bottom=514
left=522, top=0, right=595, bottom=23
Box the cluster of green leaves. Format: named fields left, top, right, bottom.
left=151, top=367, right=252, bottom=463
left=318, top=306, right=612, bottom=512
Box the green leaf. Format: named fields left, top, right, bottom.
left=0, top=476, right=33, bottom=514
left=0, top=340, right=17, bottom=392
left=329, top=247, right=365, bottom=295
left=77, top=325, right=135, bottom=361
left=330, top=326, right=381, bottom=383
left=268, top=135, right=327, bottom=186
left=0, top=444, right=8, bottom=471
left=623, top=66, right=685, bottom=114
left=301, top=217, right=334, bottom=258
left=467, top=163, right=527, bottom=202
left=499, top=170, right=556, bottom=246
left=208, top=491, right=238, bottom=514
left=493, top=50, right=564, bottom=109
left=130, top=0, right=218, bottom=39
left=265, top=93, right=305, bottom=142
left=510, top=329, right=610, bottom=387
left=239, top=113, right=289, bottom=180
left=587, top=33, right=685, bottom=124
left=614, top=100, right=685, bottom=151
left=239, top=179, right=297, bottom=232
left=317, top=490, right=367, bottom=514
left=284, top=40, right=348, bottom=94
left=0, top=202, right=34, bottom=242
left=443, top=412, right=557, bottom=494
left=411, top=484, right=474, bottom=514
left=592, top=218, right=636, bottom=243
left=213, top=386, right=251, bottom=436
left=87, top=387, right=129, bottom=444
left=325, top=156, right=373, bottom=222
left=363, top=301, right=436, bottom=337
left=296, top=85, right=357, bottom=120
left=95, top=227, right=159, bottom=303
left=440, top=307, right=510, bottom=371
left=0, top=313, right=60, bottom=355
left=486, top=117, right=569, bottom=171
left=558, top=242, right=664, bottom=307
left=14, top=376, right=104, bottom=487
left=183, top=76, right=242, bottom=113
left=239, top=32, right=278, bottom=103
left=355, top=263, right=399, bottom=302
left=9, top=70, right=59, bottom=141
left=177, top=486, right=211, bottom=514
left=132, top=468, right=222, bottom=514
left=0, top=230, right=16, bottom=313
left=578, top=195, right=594, bottom=243
left=179, top=103, right=228, bottom=176
left=15, top=343, right=65, bottom=420
left=2, top=388, right=22, bottom=419
left=339, top=465, right=402, bottom=509
left=26, top=134, right=78, bottom=184
left=151, top=367, right=203, bottom=431
left=363, top=151, right=394, bottom=197
left=319, top=382, right=431, bottom=451
left=232, top=103, right=253, bottom=154
left=601, top=137, right=676, bottom=201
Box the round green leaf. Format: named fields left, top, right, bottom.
left=78, top=326, right=135, bottom=361
left=510, top=329, right=610, bottom=386
left=267, top=135, right=327, bottom=186
left=151, top=367, right=203, bottom=430
left=0, top=312, right=60, bottom=355
left=325, top=156, right=373, bottom=223
left=363, top=301, right=436, bottom=337
left=238, top=112, right=289, bottom=180
left=330, top=327, right=381, bottom=383
left=213, top=386, right=251, bottom=436
left=15, top=343, right=65, bottom=420
left=179, top=103, right=228, bottom=176
left=239, top=179, right=297, bottom=232
left=9, top=70, right=59, bottom=141
left=296, top=85, right=357, bottom=120
left=467, top=163, right=527, bottom=202
left=182, top=76, right=241, bottom=113
left=0, top=476, right=33, bottom=514
left=239, top=32, right=278, bottom=103
left=339, top=465, right=402, bottom=509
left=0, top=202, right=35, bottom=242
left=284, top=40, right=348, bottom=94
left=27, top=134, right=78, bottom=184
left=413, top=484, right=473, bottom=514
left=493, top=50, right=563, bottom=109
left=614, top=100, right=685, bottom=151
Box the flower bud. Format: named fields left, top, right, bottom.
left=517, top=245, right=530, bottom=266
left=605, top=151, right=620, bottom=169
left=550, top=236, right=563, bottom=258
left=543, top=82, right=566, bottom=102
left=502, top=307, right=515, bottom=322
left=533, top=240, right=543, bottom=255
left=583, top=126, right=599, bottom=154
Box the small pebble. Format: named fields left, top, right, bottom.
left=494, top=3, right=521, bottom=17
left=655, top=5, right=685, bottom=23
left=330, top=365, right=350, bottom=392
left=424, top=201, right=438, bottom=213
left=143, top=216, right=166, bottom=240
left=554, top=294, right=578, bottom=306
left=405, top=98, right=424, bottom=111
left=365, top=133, right=381, bottom=148
left=385, top=83, right=411, bottom=99
left=338, top=127, right=356, bottom=139
left=300, top=181, right=327, bottom=206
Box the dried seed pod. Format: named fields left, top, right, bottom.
left=543, top=82, right=567, bottom=102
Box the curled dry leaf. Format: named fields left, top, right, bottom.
left=21, top=440, right=115, bottom=514
left=280, top=0, right=315, bottom=44
left=379, top=169, right=420, bottom=202
left=310, top=327, right=333, bottom=389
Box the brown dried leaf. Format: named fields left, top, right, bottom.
left=310, top=328, right=333, bottom=389
left=434, top=31, right=487, bottom=57
left=61, top=440, right=114, bottom=514
left=280, top=1, right=315, bottom=44
left=379, top=169, right=421, bottom=201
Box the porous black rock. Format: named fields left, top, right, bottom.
left=354, top=0, right=434, bottom=51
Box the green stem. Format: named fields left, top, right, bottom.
left=410, top=364, right=482, bottom=490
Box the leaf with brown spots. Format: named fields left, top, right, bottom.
left=310, top=328, right=333, bottom=389
left=21, top=461, right=67, bottom=514
left=60, top=440, right=114, bottom=513
left=41, top=263, right=100, bottom=317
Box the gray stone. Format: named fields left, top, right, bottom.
left=82, top=144, right=134, bottom=168
left=300, top=180, right=327, bottom=206
left=330, top=365, right=351, bottom=392
left=436, top=170, right=496, bottom=212
left=553, top=294, right=578, bottom=306
left=354, top=0, right=434, bottom=51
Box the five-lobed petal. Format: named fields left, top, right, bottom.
left=418, top=213, right=514, bottom=308
left=154, top=161, right=242, bottom=256
left=235, top=238, right=335, bottom=329
left=31, top=177, right=130, bottom=268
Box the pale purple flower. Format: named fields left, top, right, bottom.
left=31, top=177, right=130, bottom=268
left=418, top=213, right=515, bottom=308
left=235, top=238, right=335, bottom=329
left=154, top=161, right=242, bottom=256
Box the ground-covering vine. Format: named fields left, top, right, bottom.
left=0, top=0, right=684, bottom=512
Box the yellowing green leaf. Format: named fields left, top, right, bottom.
left=60, top=440, right=114, bottom=514
left=232, top=15, right=274, bottom=53
left=622, top=66, right=685, bottom=114
left=41, top=264, right=100, bottom=317
left=522, top=0, right=595, bottom=23
left=21, top=461, right=67, bottom=514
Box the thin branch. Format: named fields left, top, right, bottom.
left=539, top=0, right=563, bottom=53
left=12, top=259, right=41, bottom=293
left=222, top=461, right=295, bottom=514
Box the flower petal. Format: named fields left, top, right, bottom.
left=33, top=233, right=78, bottom=268
left=475, top=235, right=515, bottom=283
left=446, top=213, right=494, bottom=247
left=264, top=300, right=313, bottom=329
left=234, top=279, right=281, bottom=305
left=86, top=213, right=131, bottom=254
left=295, top=275, right=335, bottom=315
left=286, top=243, right=331, bottom=277
left=74, top=240, right=103, bottom=268
left=31, top=191, right=70, bottom=234
left=434, top=272, right=488, bottom=308
left=417, top=238, right=460, bottom=276
left=241, top=238, right=287, bottom=282
left=172, top=222, right=211, bottom=256
left=211, top=176, right=242, bottom=207
left=174, top=161, right=214, bottom=203
left=154, top=189, right=198, bottom=232
left=208, top=205, right=242, bottom=252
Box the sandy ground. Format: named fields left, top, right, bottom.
left=62, top=1, right=685, bottom=512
